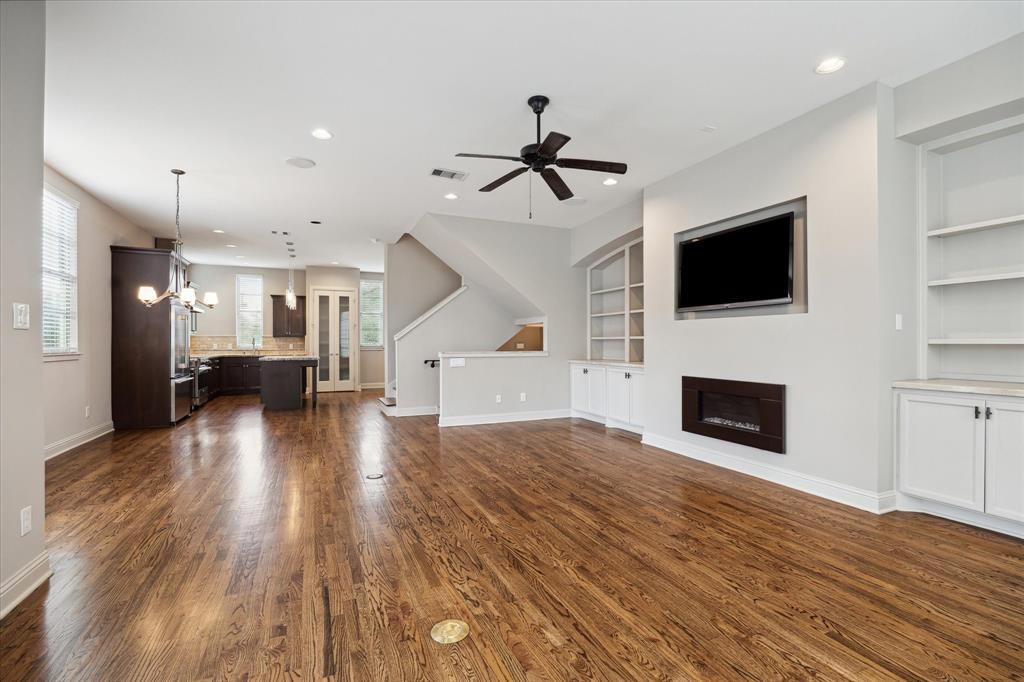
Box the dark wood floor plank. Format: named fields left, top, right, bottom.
left=1, top=391, right=1022, bottom=681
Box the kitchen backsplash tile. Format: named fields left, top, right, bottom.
left=190, top=335, right=307, bottom=356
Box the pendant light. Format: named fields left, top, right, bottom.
left=285, top=256, right=297, bottom=310
left=138, top=169, right=218, bottom=311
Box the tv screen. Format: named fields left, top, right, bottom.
left=677, top=212, right=794, bottom=312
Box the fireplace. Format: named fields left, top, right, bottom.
left=681, top=376, right=785, bottom=453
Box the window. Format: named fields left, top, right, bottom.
left=42, top=187, right=79, bottom=355
left=359, top=279, right=384, bottom=348
left=236, top=274, right=263, bottom=348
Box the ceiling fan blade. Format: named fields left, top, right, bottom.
left=537, top=131, right=571, bottom=157
left=479, top=166, right=528, bottom=192
left=456, top=153, right=523, bottom=162
left=541, top=168, right=573, bottom=201
left=555, top=158, right=628, bottom=174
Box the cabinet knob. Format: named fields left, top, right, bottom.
left=583, top=368, right=588, bottom=374
left=974, top=406, right=981, bottom=419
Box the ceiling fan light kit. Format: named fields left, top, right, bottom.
left=456, top=95, right=627, bottom=204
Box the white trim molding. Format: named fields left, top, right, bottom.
left=641, top=432, right=896, bottom=515
left=0, top=551, right=52, bottom=619
left=393, top=286, right=467, bottom=341
left=895, top=492, right=1024, bottom=539
left=45, top=421, right=114, bottom=460
left=439, top=409, right=570, bottom=428
left=359, top=382, right=384, bottom=390
left=393, top=406, right=438, bottom=417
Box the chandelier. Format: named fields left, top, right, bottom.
left=137, top=169, right=218, bottom=310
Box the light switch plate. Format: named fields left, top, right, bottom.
left=449, top=357, right=465, bottom=367
left=12, top=302, right=29, bottom=330
left=20, top=506, right=31, bottom=536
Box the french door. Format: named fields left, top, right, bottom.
left=312, top=288, right=357, bottom=392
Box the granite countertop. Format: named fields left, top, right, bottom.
left=259, top=355, right=319, bottom=362
left=892, top=378, right=1024, bottom=398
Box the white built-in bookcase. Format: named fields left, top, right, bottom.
left=588, top=237, right=643, bottom=363
left=918, top=115, right=1024, bottom=382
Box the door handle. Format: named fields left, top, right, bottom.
left=974, top=406, right=981, bottom=419
left=985, top=407, right=992, bottom=420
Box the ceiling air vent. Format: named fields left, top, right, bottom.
left=430, top=167, right=468, bottom=181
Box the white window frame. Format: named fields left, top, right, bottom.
left=42, top=185, right=80, bottom=358
left=359, top=278, right=384, bottom=349
left=235, top=273, right=264, bottom=349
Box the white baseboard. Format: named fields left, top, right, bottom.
left=895, top=493, right=1024, bottom=539
left=44, top=421, right=114, bottom=461
left=0, top=551, right=51, bottom=619
left=439, top=408, right=570, bottom=428
left=360, top=382, right=384, bottom=390
left=569, top=410, right=644, bottom=435
left=393, top=405, right=438, bottom=417
left=641, top=432, right=894, bottom=514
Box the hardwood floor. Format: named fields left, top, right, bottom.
left=1, top=391, right=1022, bottom=680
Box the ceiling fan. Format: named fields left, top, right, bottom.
left=456, top=95, right=627, bottom=201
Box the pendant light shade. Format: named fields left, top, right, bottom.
left=137, top=286, right=158, bottom=305
left=202, top=291, right=219, bottom=307
left=180, top=287, right=197, bottom=306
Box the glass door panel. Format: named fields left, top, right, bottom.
left=317, top=293, right=331, bottom=382
left=338, top=295, right=350, bottom=382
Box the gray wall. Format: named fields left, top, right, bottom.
left=894, top=33, right=1024, bottom=142
left=1, top=0, right=49, bottom=615
left=570, top=197, right=643, bottom=267
left=188, top=263, right=306, bottom=340
left=384, top=235, right=461, bottom=392
left=42, top=166, right=154, bottom=453
left=643, top=84, right=902, bottom=494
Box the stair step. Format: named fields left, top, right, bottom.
left=378, top=396, right=397, bottom=407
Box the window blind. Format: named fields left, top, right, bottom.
left=236, top=274, right=263, bottom=348
left=42, top=188, right=79, bottom=354
left=359, top=279, right=384, bottom=347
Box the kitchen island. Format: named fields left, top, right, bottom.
left=259, top=356, right=318, bottom=410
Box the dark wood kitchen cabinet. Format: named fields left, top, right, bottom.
left=270, top=295, right=306, bottom=337
left=215, top=356, right=261, bottom=394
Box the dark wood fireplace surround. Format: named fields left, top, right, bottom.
left=681, top=376, right=786, bottom=453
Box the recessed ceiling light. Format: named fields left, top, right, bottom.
left=225, top=244, right=237, bottom=248
left=444, top=192, right=458, bottom=200
left=286, top=157, right=316, bottom=169
left=285, top=241, right=294, bottom=245
left=235, top=255, right=245, bottom=259
left=213, top=229, right=225, bottom=234
left=310, top=220, right=322, bottom=225
left=311, top=128, right=333, bottom=140
left=815, top=56, right=845, bottom=75
left=699, top=124, right=718, bottom=133
left=369, top=237, right=380, bottom=244
left=602, top=178, right=618, bottom=186
left=331, top=261, right=339, bottom=265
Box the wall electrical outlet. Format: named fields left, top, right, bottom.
left=20, top=506, right=31, bottom=536
left=516, top=342, right=525, bottom=349
left=289, top=343, right=294, bottom=350
left=895, top=313, right=903, bottom=331
left=85, top=405, right=91, bottom=419
left=520, top=392, right=527, bottom=402
left=495, top=394, right=502, bottom=404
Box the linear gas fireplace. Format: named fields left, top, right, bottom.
left=681, top=376, right=786, bottom=453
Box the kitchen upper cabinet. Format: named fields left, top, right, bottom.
left=271, top=295, right=306, bottom=337
left=898, top=393, right=986, bottom=512
left=984, top=399, right=1024, bottom=523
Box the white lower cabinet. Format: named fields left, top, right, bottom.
left=984, top=399, right=1024, bottom=523
left=898, top=390, right=1024, bottom=525
left=898, top=393, right=985, bottom=511
left=569, top=362, right=644, bottom=432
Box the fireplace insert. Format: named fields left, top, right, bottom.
left=682, top=376, right=785, bottom=453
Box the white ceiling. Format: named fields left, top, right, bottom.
left=45, top=1, right=1023, bottom=271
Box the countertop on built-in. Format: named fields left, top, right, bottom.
left=259, top=355, right=318, bottom=362
left=569, top=359, right=645, bottom=369
left=892, top=378, right=1024, bottom=398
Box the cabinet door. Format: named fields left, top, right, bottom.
left=244, top=362, right=262, bottom=390
left=606, top=369, right=630, bottom=423
left=570, top=365, right=589, bottom=412
left=984, top=399, right=1024, bottom=523
left=587, top=367, right=606, bottom=417
left=270, top=295, right=289, bottom=337
left=628, top=371, right=645, bottom=427
left=899, top=393, right=986, bottom=511
left=222, top=362, right=245, bottom=391
left=291, top=296, right=306, bottom=337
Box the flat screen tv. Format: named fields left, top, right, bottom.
left=676, top=212, right=794, bottom=313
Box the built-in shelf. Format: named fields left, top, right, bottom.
left=630, top=336, right=645, bottom=340
left=927, top=213, right=1024, bottom=238
left=629, top=282, right=644, bottom=288
left=588, top=237, right=643, bottom=362
left=630, top=308, right=644, bottom=314
left=592, top=336, right=626, bottom=340
left=927, top=271, right=1024, bottom=287
left=591, top=285, right=626, bottom=295
left=928, top=338, right=1024, bottom=345
left=591, top=310, right=625, bottom=318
